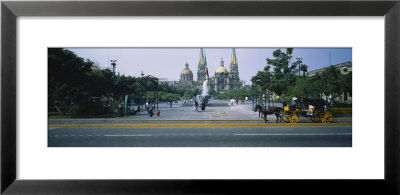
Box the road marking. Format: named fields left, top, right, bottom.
left=48, top=123, right=351, bottom=128
left=104, top=134, right=152, bottom=137
left=49, top=118, right=351, bottom=122
left=235, top=133, right=352, bottom=136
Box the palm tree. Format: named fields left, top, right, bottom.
left=300, top=64, right=308, bottom=77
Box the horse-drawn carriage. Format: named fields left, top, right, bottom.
left=255, top=98, right=333, bottom=123
left=282, top=104, right=301, bottom=123
left=302, top=98, right=333, bottom=123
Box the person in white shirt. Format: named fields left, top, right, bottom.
left=307, top=104, right=315, bottom=116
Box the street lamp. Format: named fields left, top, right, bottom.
left=110, top=60, right=117, bottom=74
left=145, top=75, right=159, bottom=111
left=296, top=57, right=302, bottom=77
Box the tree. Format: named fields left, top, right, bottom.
left=300, top=64, right=308, bottom=77
left=320, top=66, right=342, bottom=102
left=338, top=71, right=352, bottom=102
left=48, top=48, right=94, bottom=105
left=265, top=48, right=297, bottom=96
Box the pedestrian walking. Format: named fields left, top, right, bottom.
left=195, top=100, right=199, bottom=111
left=230, top=98, right=234, bottom=106
left=149, top=106, right=155, bottom=117
left=201, top=101, right=206, bottom=111
left=169, top=100, right=173, bottom=108
left=145, top=101, right=150, bottom=114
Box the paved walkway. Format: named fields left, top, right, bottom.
left=49, top=100, right=351, bottom=123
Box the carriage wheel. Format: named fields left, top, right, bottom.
left=283, top=115, right=290, bottom=123
left=323, top=112, right=333, bottom=123
left=310, top=115, right=320, bottom=123
left=291, top=114, right=299, bottom=123
left=283, top=115, right=288, bottom=123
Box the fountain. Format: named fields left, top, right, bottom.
left=202, top=80, right=208, bottom=97
left=182, top=80, right=226, bottom=107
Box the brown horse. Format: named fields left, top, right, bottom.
left=254, top=104, right=283, bottom=123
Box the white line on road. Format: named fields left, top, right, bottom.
left=235, top=133, right=352, bottom=136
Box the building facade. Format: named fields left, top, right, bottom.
left=306, top=61, right=352, bottom=76
left=174, top=48, right=243, bottom=93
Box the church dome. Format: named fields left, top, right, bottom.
left=215, top=57, right=228, bottom=73
left=181, top=69, right=193, bottom=75
left=216, top=66, right=228, bottom=73
left=181, top=62, right=193, bottom=75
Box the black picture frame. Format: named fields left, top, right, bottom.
left=1, top=0, right=399, bottom=194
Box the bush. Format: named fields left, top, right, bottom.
left=65, top=105, right=80, bottom=113
left=76, top=101, right=117, bottom=115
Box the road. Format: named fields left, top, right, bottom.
left=49, top=125, right=351, bottom=147
left=48, top=100, right=352, bottom=147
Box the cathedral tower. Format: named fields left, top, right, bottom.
left=197, top=48, right=207, bottom=82
left=229, top=48, right=240, bottom=90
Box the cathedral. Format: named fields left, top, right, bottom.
left=174, top=48, right=243, bottom=93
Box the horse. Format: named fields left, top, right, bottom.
left=254, top=104, right=283, bottom=123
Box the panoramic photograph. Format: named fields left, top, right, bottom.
left=48, top=47, right=352, bottom=147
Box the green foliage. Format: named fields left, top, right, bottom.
left=286, top=77, right=321, bottom=101
left=48, top=48, right=94, bottom=102
left=249, top=48, right=351, bottom=104
left=285, top=67, right=352, bottom=103
left=160, top=92, right=180, bottom=101
left=265, top=48, right=297, bottom=96
left=65, top=105, right=80, bottom=113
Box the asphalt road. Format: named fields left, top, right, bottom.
left=48, top=125, right=352, bottom=147
left=49, top=100, right=352, bottom=147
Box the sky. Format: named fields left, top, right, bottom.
left=68, top=48, right=352, bottom=85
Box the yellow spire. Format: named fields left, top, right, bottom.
left=198, top=48, right=205, bottom=65
left=231, top=48, right=238, bottom=65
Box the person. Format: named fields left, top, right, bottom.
left=145, top=101, right=150, bottom=114
left=291, top=97, right=297, bottom=105
left=149, top=106, right=154, bottom=117
left=118, top=103, right=124, bottom=117
left=230, top=98, right=234, bottom=106
left=307, top=104, right=315, bottom=116
left=290, top=97, right=297, bottom=111
left=201, top=101, right=206, bottom=111
left=156, top=110, right=160, bottom=117
left=195, top=100, right=199, bottom=111
left=193, top=101, right=197, bottom=111
left=236, top=98, right=239, bottom=105
left=169, top=100, right=173, bottom=108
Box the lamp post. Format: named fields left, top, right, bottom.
left=145, top=75, right=159, bottom=111
left=252, top=84, right=255, bottom=110
left=155, top=78, right=159, bottom=110
left=296, top=57, right=302, bottom=77
left=110, top=60, right=117, bottom=74
left=140, top=71, right=144, bottom=110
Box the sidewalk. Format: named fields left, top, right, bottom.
left=49, top=100, right=352, bottom=122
